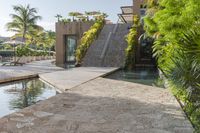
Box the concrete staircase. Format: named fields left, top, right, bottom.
left=82, top=23, right=131, bottom=67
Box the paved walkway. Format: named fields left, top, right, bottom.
left=0, top=60, right=63, bottom=83
left=0, top=78, right=193, bottom=133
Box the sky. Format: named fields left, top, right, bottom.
left=0, top=0, right=132, bottom=37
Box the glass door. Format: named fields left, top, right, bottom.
left=65, top=35, right=77, bottom=64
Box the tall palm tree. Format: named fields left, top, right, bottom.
left=6, top=4, right=42, bottom=43
left=55, top=14, right=62, bottom=22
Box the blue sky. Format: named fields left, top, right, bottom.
left=0, top=0, right=132, bottom=37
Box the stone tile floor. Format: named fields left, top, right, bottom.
left=0, top=60, right=63, bottom=83
left=0, top=78, right=194, bottom=133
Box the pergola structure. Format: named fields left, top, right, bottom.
left=118, top=6, right=133, bottom=23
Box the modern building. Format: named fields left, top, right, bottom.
left=55, top=0, right=153, bottom=68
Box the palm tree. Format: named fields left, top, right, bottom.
left=6, top=4, right=42, bottom=43
left=26, top=29, right=55, bottom=52
left=55, top=14, right=62, bottom=22
left=26, top=27, right=45, bottom=50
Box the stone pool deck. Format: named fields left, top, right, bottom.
left=0, top=78, right=193, bottom=133
left=0, top=61, right=194, bottom=132
left=0, top=60, right=63, bottom=83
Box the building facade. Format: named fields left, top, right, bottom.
left=55, top=21, right=94, bottom=67
left=55, top=0, right=150, bottom=68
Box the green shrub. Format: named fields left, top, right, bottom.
left=16, top=47, right=49, bottom=57
left=75, top=19, right=105, bottom=64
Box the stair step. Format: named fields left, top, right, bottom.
left=135, top=64, right=156, bottom=67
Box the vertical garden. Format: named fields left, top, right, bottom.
left=144, top=0, right=200, bottom=131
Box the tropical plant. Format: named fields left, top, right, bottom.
left=25, top=27, right=45, bottom=49
left=94, top=12, right=108, bottom=20
left=84, top=11, right=101, bottom=20
left=44, top=30, right=56, bottom=52
left=144, top=0, right=200, bottom=131
left=68, top=12, right=83, bottom=21
left=16, top=46, right=49, bottom=57
left=75, top=18, right=105, bottom=65
left=124, top=15, right=140, bottom=69
left=6, top=4, right=42, bottom=43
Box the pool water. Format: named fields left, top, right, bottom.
left=0, top=78, right=57, bottom=118
left=106, top=68, right=164, bottom=88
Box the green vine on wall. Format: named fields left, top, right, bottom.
left=124, top=15, right=140, bottom=70
left=75, top=18, right=105, bottom=65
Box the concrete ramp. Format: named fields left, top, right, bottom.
left=39, top=67, right=118, bottom=92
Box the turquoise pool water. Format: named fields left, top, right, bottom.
left=0, top=78, right=57, bottom=118
left=106, top=68, right=164, bottom=88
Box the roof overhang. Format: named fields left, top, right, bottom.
left=118, top=13, right=133, bottom=23
left=121, top=6, right=133, bottom=14
left=119, top=6, right=133, bottom=23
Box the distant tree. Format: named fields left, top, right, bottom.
left=26, top=27, right=45, bottom=50
left=6, top=4, right=42, bottom=43
left=45, top=30, right=56, bottom=51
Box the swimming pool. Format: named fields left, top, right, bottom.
left=106, top=68, right=164, bottom=88
left=0, top=78, right=57, bottom=118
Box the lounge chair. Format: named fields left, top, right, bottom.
left=2, top=57, right=26, bottom=66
